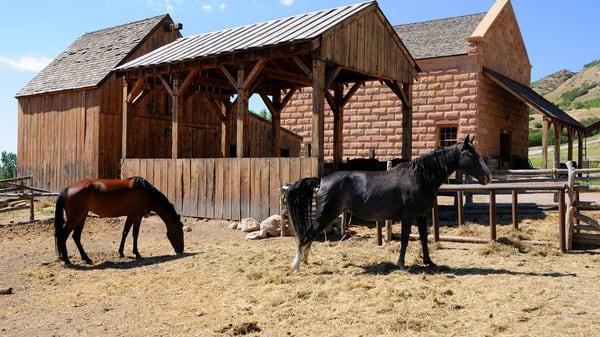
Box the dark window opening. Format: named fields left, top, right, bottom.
left=439, top=127, right=458, bottom=148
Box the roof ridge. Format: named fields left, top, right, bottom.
left=394, top=12, right=486, bottom=28
left=179, top=1, right=373, bottom=41
left=81, top=14, right=168, bottom=36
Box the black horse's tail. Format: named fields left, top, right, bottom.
left=54, top=188, right=67, bottom=259
left=285, top=177, right=320, bottom=245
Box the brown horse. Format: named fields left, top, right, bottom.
left=54, top=177, right=184, bottom=265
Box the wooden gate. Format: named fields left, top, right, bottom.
left=121, top=158, right=318, bottom=221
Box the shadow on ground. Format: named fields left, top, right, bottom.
left=65, top=252, right=197, bottom=271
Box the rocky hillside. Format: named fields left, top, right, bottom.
left=532, top=59, right=600, bottom=110
left=531, top=69, right=575, bottom=95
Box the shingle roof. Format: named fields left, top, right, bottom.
left=117, top=2, right=374, bottom=71
left=17, top=15, right=169, bottom=97
left=394, top=13, right=486, bottom=59
left=484, top=68, right=585, bottom=131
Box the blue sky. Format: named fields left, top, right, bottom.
left=1, top=0, right=599, bottom=154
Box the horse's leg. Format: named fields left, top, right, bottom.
left=293, top=200, right=340, bottom=270
left=302, top=242, right=313, bottom=265
left=72, top=219, right=93, bottom=264
left=118, top=217, right=134, bottom=258
left=397, top=215, right=413, bottom=271
left=417, top=215, right=436, bottom=267
left=132, top=217, right=143, bottom=259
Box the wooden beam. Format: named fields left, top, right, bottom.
left=292, top=56, right=313, bottom=81
left=542, top=118, right=549, bottom=169
left=333, top=83, right=344, bottom=168
left=242, top=58, right=268, bottom=89
left=271, top=91, right=282, bottom=157
left=262, top=68, right=312, bottom=87
left=178, top=68, right=200, bottom=95
left=171, top=78, right=180, bottom=159
left=578, top=131, right=584, bottom=168
left=384, top=80, right=411, bottom=108
left=324, top=90, right=337, bottom=112
left=280, top=88, right=297, bottom=109
left=207, top=98, right=227, bottom=122
left=554, top=122, right=562, bottom=169
left=158, top=75, right=175, bottom=97
left=218, top=65, right=239, bottom=90
left=401, top=82, right=413, bottom=160
left=312, top=58, right=325, bottom=174
left=341, top=81, right=363, bottom=106
left=121, top=77, right=129, bottom=159
left=236, top=67, right=247, bottom=158
left=567, top=128, right=574, bottom=162
left=324, top=66, right=342, bottom=90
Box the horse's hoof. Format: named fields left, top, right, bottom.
left=118, top=251, right=125, bottom=258
left=85, top=259, right=93, bottom=265
left=135, top=254, right=143, bottom=260
left=63, top=260, right=72, bottom=266
left=425, top=261, right=437, bottom=268
left=397, top=263, right=407, bottom=271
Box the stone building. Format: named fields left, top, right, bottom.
left=280, top=0, right=537, bottom=167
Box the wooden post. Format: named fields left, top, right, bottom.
left=312, top=58, right=325, bottom=175
left=457, top=191, right=464, bottom=227
left=432, top=196, right=440, bottom=242
left=237, top=67, right=246, bottom=158
left=567, top=128, right=574, bottom=162
left=512, top=190, right=518, bottom=230
left=271, top=90, right=281, bottom=157
left=401, top=82, right=413, bottom=160
left=489, top=190, right=497, bottom=241
left=333, top=83, right=344, bottom=169
left=220, top=100, right=228, bottom=157
left=558, top=189, right=566, bottom=252
left=171, top=78, right=179, bottom=159
left=565, top=161, right=575, bottom=250
left=554, top=123, right=561, bottom=169
left=122, top=77, right=129, bottom=159
left=577, top=131, right=584, bottom=168
left=29, top=187, right=34, bottom=222
left=542, top=118, right=549, bottom=169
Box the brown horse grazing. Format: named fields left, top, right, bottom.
left=54, top=177, right=184, bottom=265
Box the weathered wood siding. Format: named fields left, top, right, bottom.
left=17, top=89, right=100, bottom=191
left=320, top=8, right=415, bottom=83
left=121, top=157, right=317, bottom=220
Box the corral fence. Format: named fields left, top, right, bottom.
left=0, top=176, right=58, bottom=221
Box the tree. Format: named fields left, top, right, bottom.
left=0, top=151, right=17, bottom=180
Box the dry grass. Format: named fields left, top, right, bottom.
left=1, top=206, right=600, bottom=336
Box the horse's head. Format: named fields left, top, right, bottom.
left=155, top=199, right=185, bottom=254
left=457, top=135, right=492, bottom=185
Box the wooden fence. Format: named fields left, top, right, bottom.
left=121, top=158, right=318, bottom=221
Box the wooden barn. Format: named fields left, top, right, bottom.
left=117, top=1, right=418, bottom=221
left=16, top=14, right=302, bottom=192
left=280, top=0, right=586, bottom=169
left=16, top=15, right=182, bottom=191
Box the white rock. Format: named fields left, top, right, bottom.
left=183, top=226, right=192, bottom=232
left=245, top=229, right=268, bottom=240
left=239, top=218, right=260, bottom=232
left=260, top=215, right=282, bottom=237
left=228, top=222, right=239, bottom=230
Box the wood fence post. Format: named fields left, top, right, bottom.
left=489, top=190, right=496, bottom=241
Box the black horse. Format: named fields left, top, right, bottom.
left=285, top=135, right=491, bottom=271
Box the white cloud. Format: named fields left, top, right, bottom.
left=146, top=0, right=180, bottom=13
left=0, top=56, right=52, bottom=72
left=280, top=0, right=294, bottom=6
left=219, top=2, right=226, bottom=11
left=201, top=3, right=212, bottom=11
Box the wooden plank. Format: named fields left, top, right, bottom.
left=223, top=159, right=232, bottom=220
left=198, top=159, right=207, bottom=218
left=280, top=158, right=290, bottom=186
left=190, top=160, right=200, bottom=218
left=250, top=158, right=262, bottom=220
left=231, top=158, right=241, bottom=220
left=300, top=158, right=312, bottom=178
left=260, top=158, right=270, bottom=220
left=289, top=158, right=300, bottom=184
left=206, top=159, right=215, bottom=219
left=214, top=159, right=224, bottom=219
left=240, top=158, right=251, bottom=219
left=175, top=159, right=184, bottom=214
left=269, top=158, right=280, bottom=216
left=182, top=159, right=191, bottom=216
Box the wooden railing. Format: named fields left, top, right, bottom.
left=0, top=176, right=57, bottom=221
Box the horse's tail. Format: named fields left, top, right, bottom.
left=54, top=188, right=67, bottom=259
left=285, top=177, right=320, bottom=245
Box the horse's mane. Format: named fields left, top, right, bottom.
left=131, top=176, right=178, bottom=217
left=394, top=145, right=458, bottom=185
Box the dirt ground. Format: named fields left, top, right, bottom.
left=1, top=201, right=600, bottom=337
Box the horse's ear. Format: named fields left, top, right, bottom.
left=464, top=135, right=470, bottom=145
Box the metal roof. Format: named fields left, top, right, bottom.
left=17, top=15, right=170, bottom=97
left=484, top=68, right=585, bottom=131
left=117, top=1, right=374, bottom=71
left=394, top=13, right=486, bottom=59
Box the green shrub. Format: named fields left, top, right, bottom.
left=560, top=83, right=598, bottom=107
left=528, top=126, right=569, bottom=146
left=534, top=122, right=542, bottom=129
left=584, top=59, right=600, bottom=69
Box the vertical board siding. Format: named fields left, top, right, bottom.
left=121, top=157, right=317, bottom=220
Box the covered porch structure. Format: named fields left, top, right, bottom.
left=484, top=68, right=586, bottom=168
left=116, top=2, right=418, bottom=220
